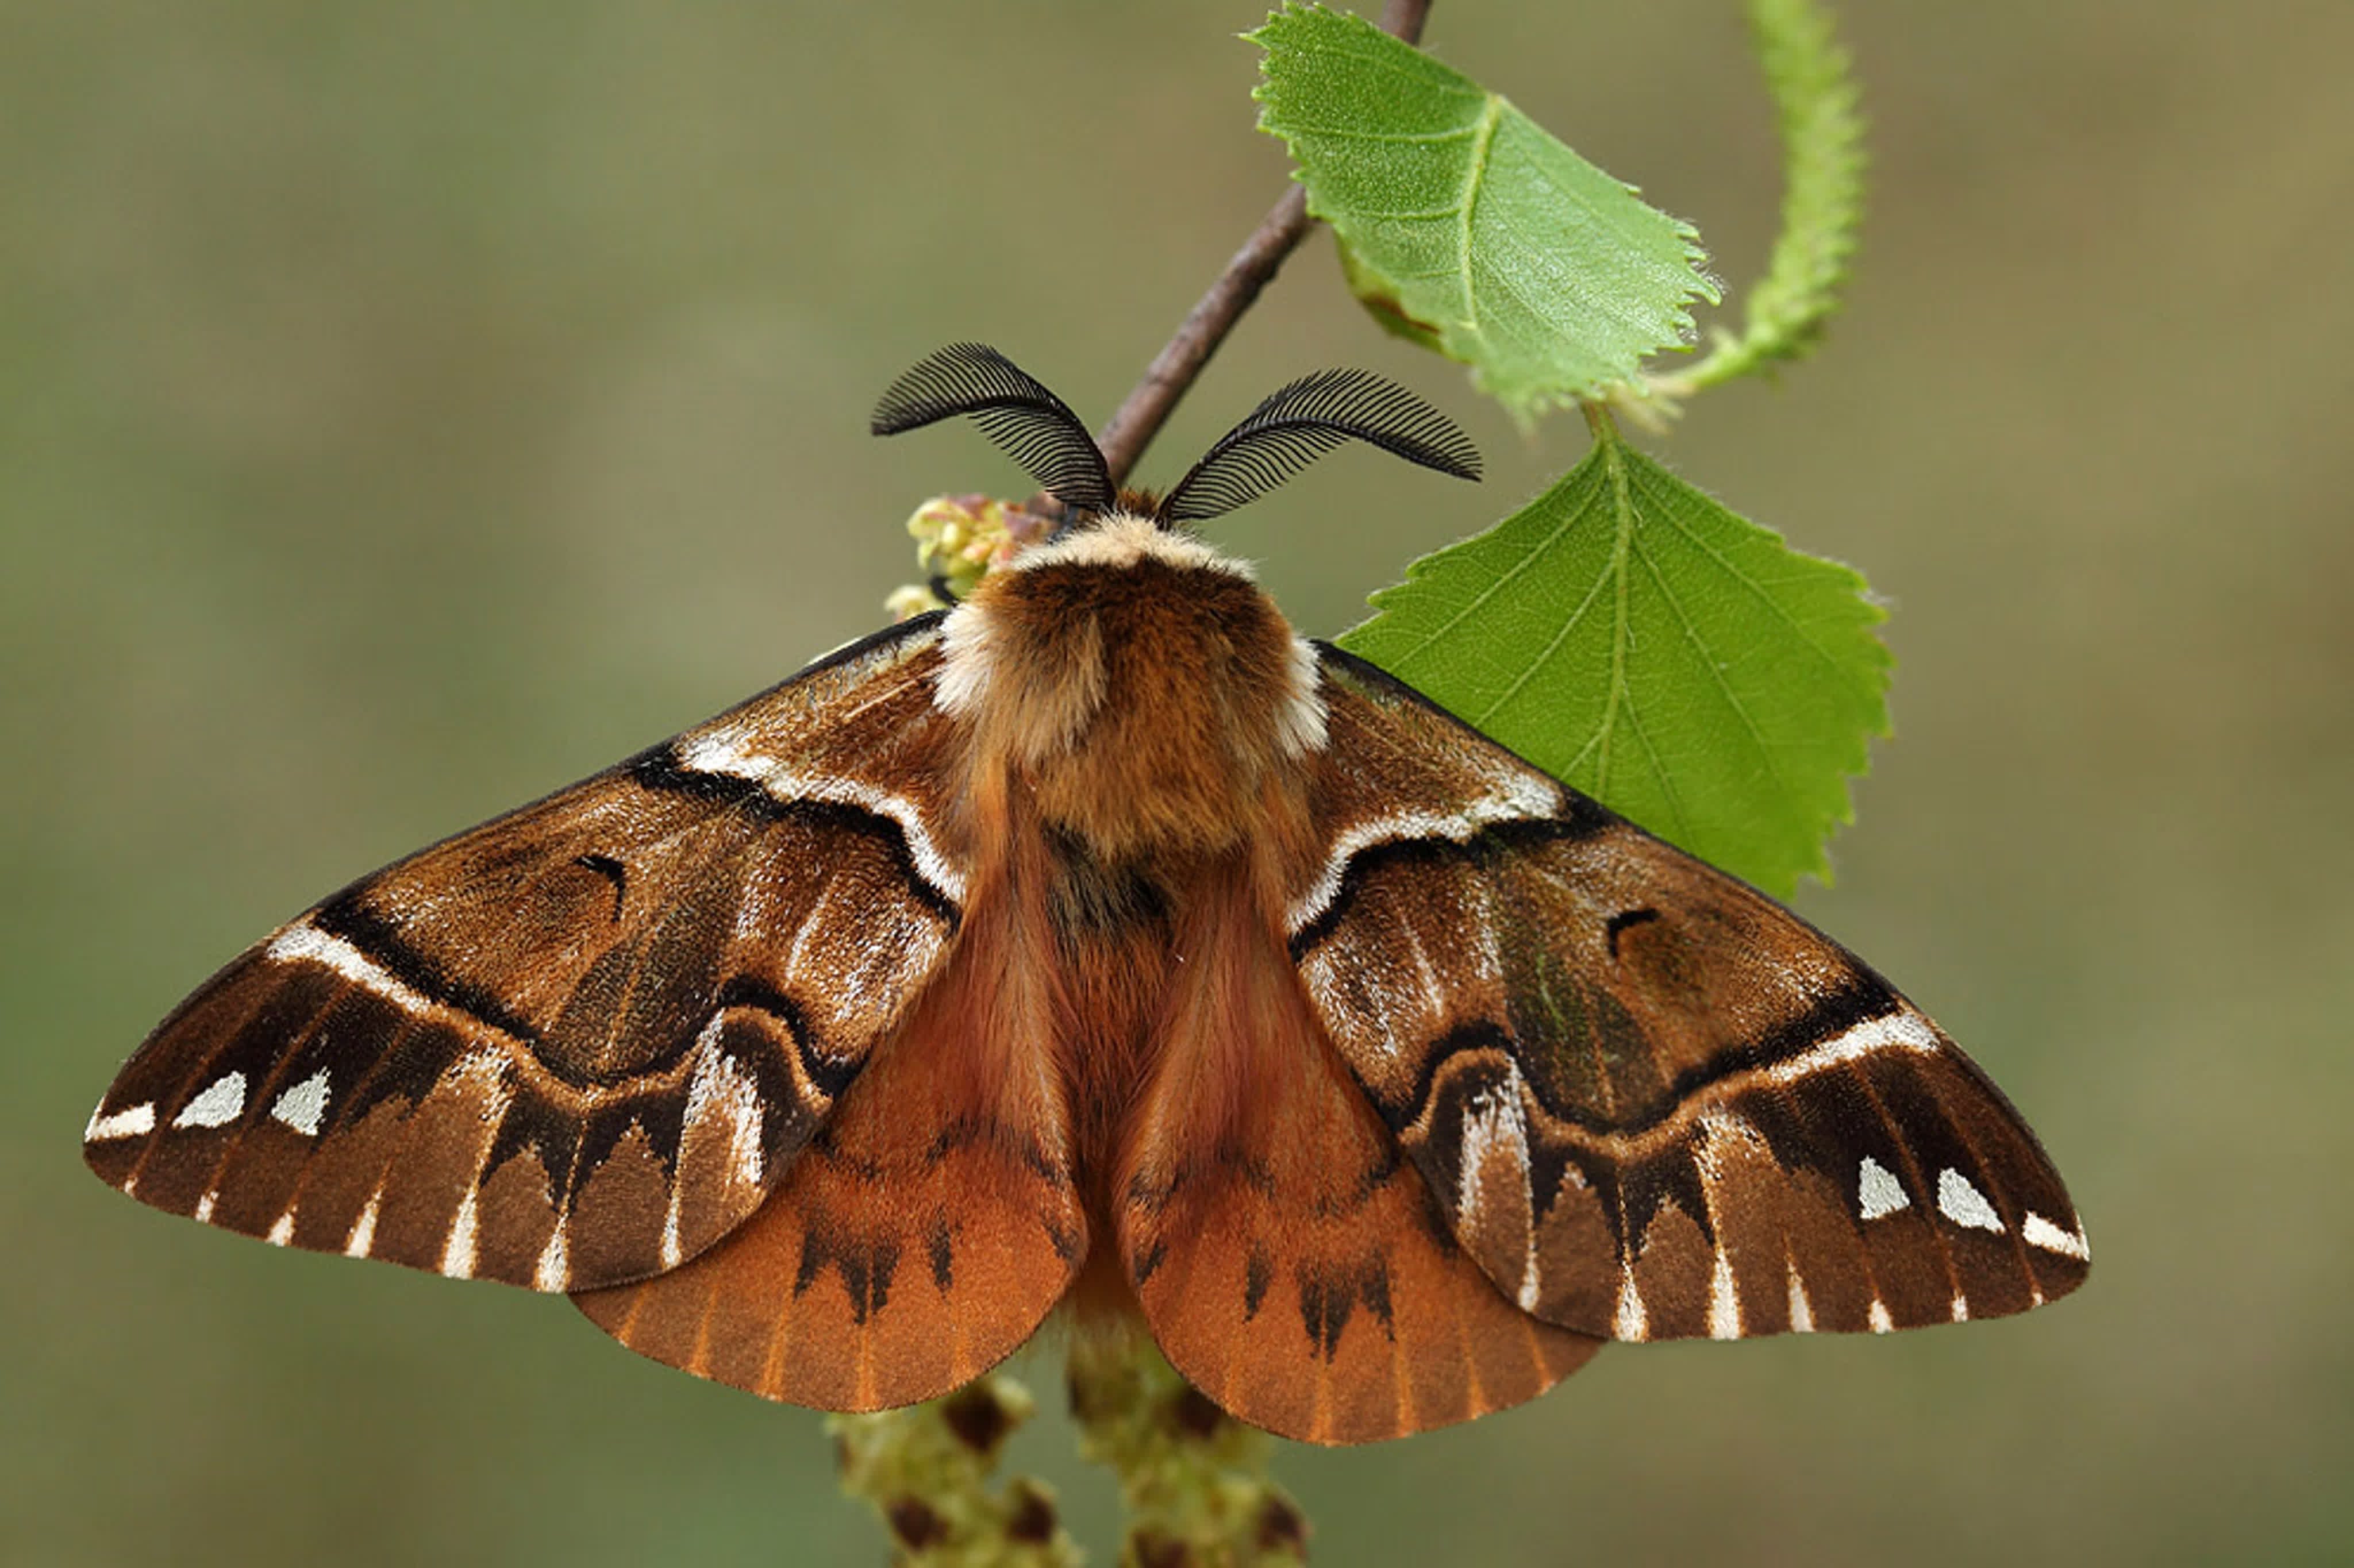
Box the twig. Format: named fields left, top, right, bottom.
left=1091, top=0, right=1436, bottom=487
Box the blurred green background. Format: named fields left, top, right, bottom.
left=7, top=2, right=2349, bottom=1562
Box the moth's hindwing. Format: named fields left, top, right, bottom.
left=1289, top=646, right=2091, bottom=1343
left=572, top=884, right=1088, bottom=1412
left=83, top=616, right=971, bottom=1294
left=1114, top=864, right=1598, bottom=1445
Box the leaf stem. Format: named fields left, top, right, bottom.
left=1648, top=0, right=1864, bottom=398
left=1091, top=0, right=1436, bottom=486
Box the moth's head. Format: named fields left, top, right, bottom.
left=871, top=344, right=1481, bottom=857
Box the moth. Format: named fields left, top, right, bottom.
left=85, top=344, right=2087, bottom=1444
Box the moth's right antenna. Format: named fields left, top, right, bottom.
left=1155, top=369, right=1481, bottom=525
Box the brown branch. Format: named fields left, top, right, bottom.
left=1091, top=0, right=1436, bottom=487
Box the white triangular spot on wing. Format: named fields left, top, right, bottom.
left=1936, top=1168, right=2004, bottom=1232
left=1867, top=1297, right=1894, bottom=1334
left=1786, top=1265, right=1814, bottom=1333
left=534, top=1222, right=570, bottom=1291
left=1856, top=1155, right=1909, bottom=1220
left=440, top=1188, right=480, bottom=1278
left=2022, top=1211, right=2090, bottom=1261
left=86, top=1101, right=157, bottom=1141
left=345, top=1189, right=382, bottom=1258
left=270, top=1070, right=331, bottom=1137
left=1614, top=1271, right=1648, bottom=1341
left=194, top=1188, right=218, bottom=1223
left=174, top=1072, right=247, bottom=1130
left=1949, top=1293, right=1970, bottom=1323
left=267, top=1210, right=297, bottom=1247
left=1707, top=1250, right=1741, bottom=1340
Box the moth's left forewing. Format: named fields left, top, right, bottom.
left=572, top=782, right=1090, bottom=1414
left=84, top=618, right=973, bottom=1293
left=1289, top=646, right=2089, bottom=1344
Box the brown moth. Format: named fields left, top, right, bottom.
left=84, top=344, right=2088, bottom=1444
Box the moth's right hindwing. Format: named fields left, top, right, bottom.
left=83, top=616, right=972, bottom=1295
left=1290, top=647, right=2090, bottom=1345
left=1113, top=865, right=1597, bottom=1446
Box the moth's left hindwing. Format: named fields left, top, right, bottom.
left=83, top=616, right=971, bottom=1293
left=1290, top=647, right=2091, bottom=1344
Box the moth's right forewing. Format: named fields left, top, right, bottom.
left=1289, top=647, right=2088, bottom=1344
left=84, top=616, right=974, bottom=1294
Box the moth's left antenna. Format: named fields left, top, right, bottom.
left=872, top=343, right=1117, bottom=518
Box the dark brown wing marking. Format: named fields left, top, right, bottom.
left=1287, top=646, right=2089, bottom=1343
left=84, top=617, right=972, bottom=1293
left=1116, top=865, right=1597, bottom=1444
left=574, top=872, right=1086, bottom=1411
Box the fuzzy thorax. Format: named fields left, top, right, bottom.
left=935, top=514, right=1326, bottom=860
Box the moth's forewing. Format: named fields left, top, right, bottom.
left=1288, top=648, right=2090, bottom=1343
left=84, top=618, right=971, bottom=1293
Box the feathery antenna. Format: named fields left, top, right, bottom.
left=1155, top=369, right=1480, bottom=524
left=871, top=344, right=1117, bottom=517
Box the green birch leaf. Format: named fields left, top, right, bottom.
left=1251, top=2, right=1718, bottom=419
left=1336, top=432, right=1889, bottom=895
